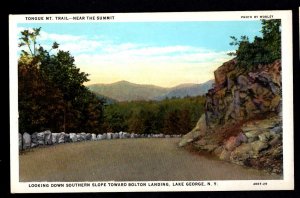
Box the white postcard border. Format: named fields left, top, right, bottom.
left=9, top=11, right=294, bottom=193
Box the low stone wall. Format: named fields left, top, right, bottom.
left=19, top=130, right=182, bottom=151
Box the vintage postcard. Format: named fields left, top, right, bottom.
left=9, top=11, right=294, bottom=193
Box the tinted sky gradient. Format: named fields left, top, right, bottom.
left=18, top=21, right=262, bottom=87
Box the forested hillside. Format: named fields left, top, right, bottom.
left=102, top=96, right=206, bottom=135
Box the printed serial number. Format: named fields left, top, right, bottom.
left=253, top=182, right=268, bottom=185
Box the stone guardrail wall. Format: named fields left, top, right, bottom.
left=19, top=131, right=182, bottom=151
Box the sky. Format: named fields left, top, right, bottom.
left=18, top=21, right=262, bottom=87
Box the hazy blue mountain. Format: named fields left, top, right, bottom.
left=155, top=79, right=214, bottom=100
left=88, top=80, right=169, bottom=102
left=88, top=80, right=214, bottom=102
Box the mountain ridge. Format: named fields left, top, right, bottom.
left=88, top=80, right=213, bottom=102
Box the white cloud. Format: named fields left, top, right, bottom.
left=75, top=46, right=231, bottom=87
left=16, top=28, right=232, bottom=86
left=39, top=31, right=83, bottom=42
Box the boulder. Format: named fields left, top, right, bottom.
left=102, top=133, right=107, bottom=140
left=224, top=133, right=247, bottom=151
left=112, top=133, right=119, bottom=139
left=230, top=144, right=253, bottom=165
left=31, top=132, right=39, bottom=148
left=19, top=133, right=22, bottom=151
left=250, top=83, right=272, bottom=98
left=44, top=130, right=52, bottom=145
left=125, top=133, right=131, bottom=138
left=214, top=146, right=224, bottom=156
left=251, top=141, right=268, bottom=153
left=237, top=75, right=249, bottom=91
left=258, top=132, right=271, bottom=143
left=51, top=133, right=59, bottom=144
left=97, top=134, right=103, bottom=140
left=80, top=133, right=87, bottom=141
left=77, top=134, right=83, bottom=142
left=219, top=149, right=231, bottom=161
left=107, top=133, right=113, bottom=140
left=119, top=132, right=124, bottom=139
left=179, top=114, right=206, bottom=147
left=198, top=144, right=218, bottom=152
left=247, top=137, right=258, bottom=143
left=135, top=134, right=141, bottom=138
left=214, top=59, right=235, bottom=86
left=22, top=132, right=31, bottom=150
left=86, top=133, right=92, bottom=141
left=37, top=132, right=45, bottom=146
left=270, top=95, right=281, bottom=111
left=70, top=133, right=77, bottom=142
left=157, top=133, right=164, bottom=138
left=91, top=133, right=97, bottom=141
left=64, top=133, right=71, bottom=142
left=270, top=125, right=282, bottom=134
left=58, top=132, right=65, bottom=143
left=269, top=134, right=282, bottom=146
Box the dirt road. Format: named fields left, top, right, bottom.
left=19, top=138, right=281, bottom=181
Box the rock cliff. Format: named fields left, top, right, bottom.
left=179, top=59, right=282, bottom=174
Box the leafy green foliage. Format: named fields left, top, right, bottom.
left=228, top=19, right=281, bottom=70
left=18, top=28, right=103, bottom=133
left=102, top=96, right=205, bottom=135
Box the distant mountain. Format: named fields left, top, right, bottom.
left=88, top=80, right=214, bottom=102
left=155, top=79, right=214, bottom=100
left=88, top=80, right=169, bottom=102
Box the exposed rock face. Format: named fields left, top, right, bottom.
left=179, top=114, right=207, bottom=147
left=179, top=59, right=283, bottom=174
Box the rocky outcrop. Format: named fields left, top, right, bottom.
left=179, top=59, right=282, bottom=174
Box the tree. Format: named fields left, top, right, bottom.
left=18, top=28, right=103, bottom=133
left=178, top=109, right=192, bottom=134
left=163, top=110, right=180, bottom=134
left=18, top=28, right=65, bottom=132
left=228, top=19, right=281, bottom=70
